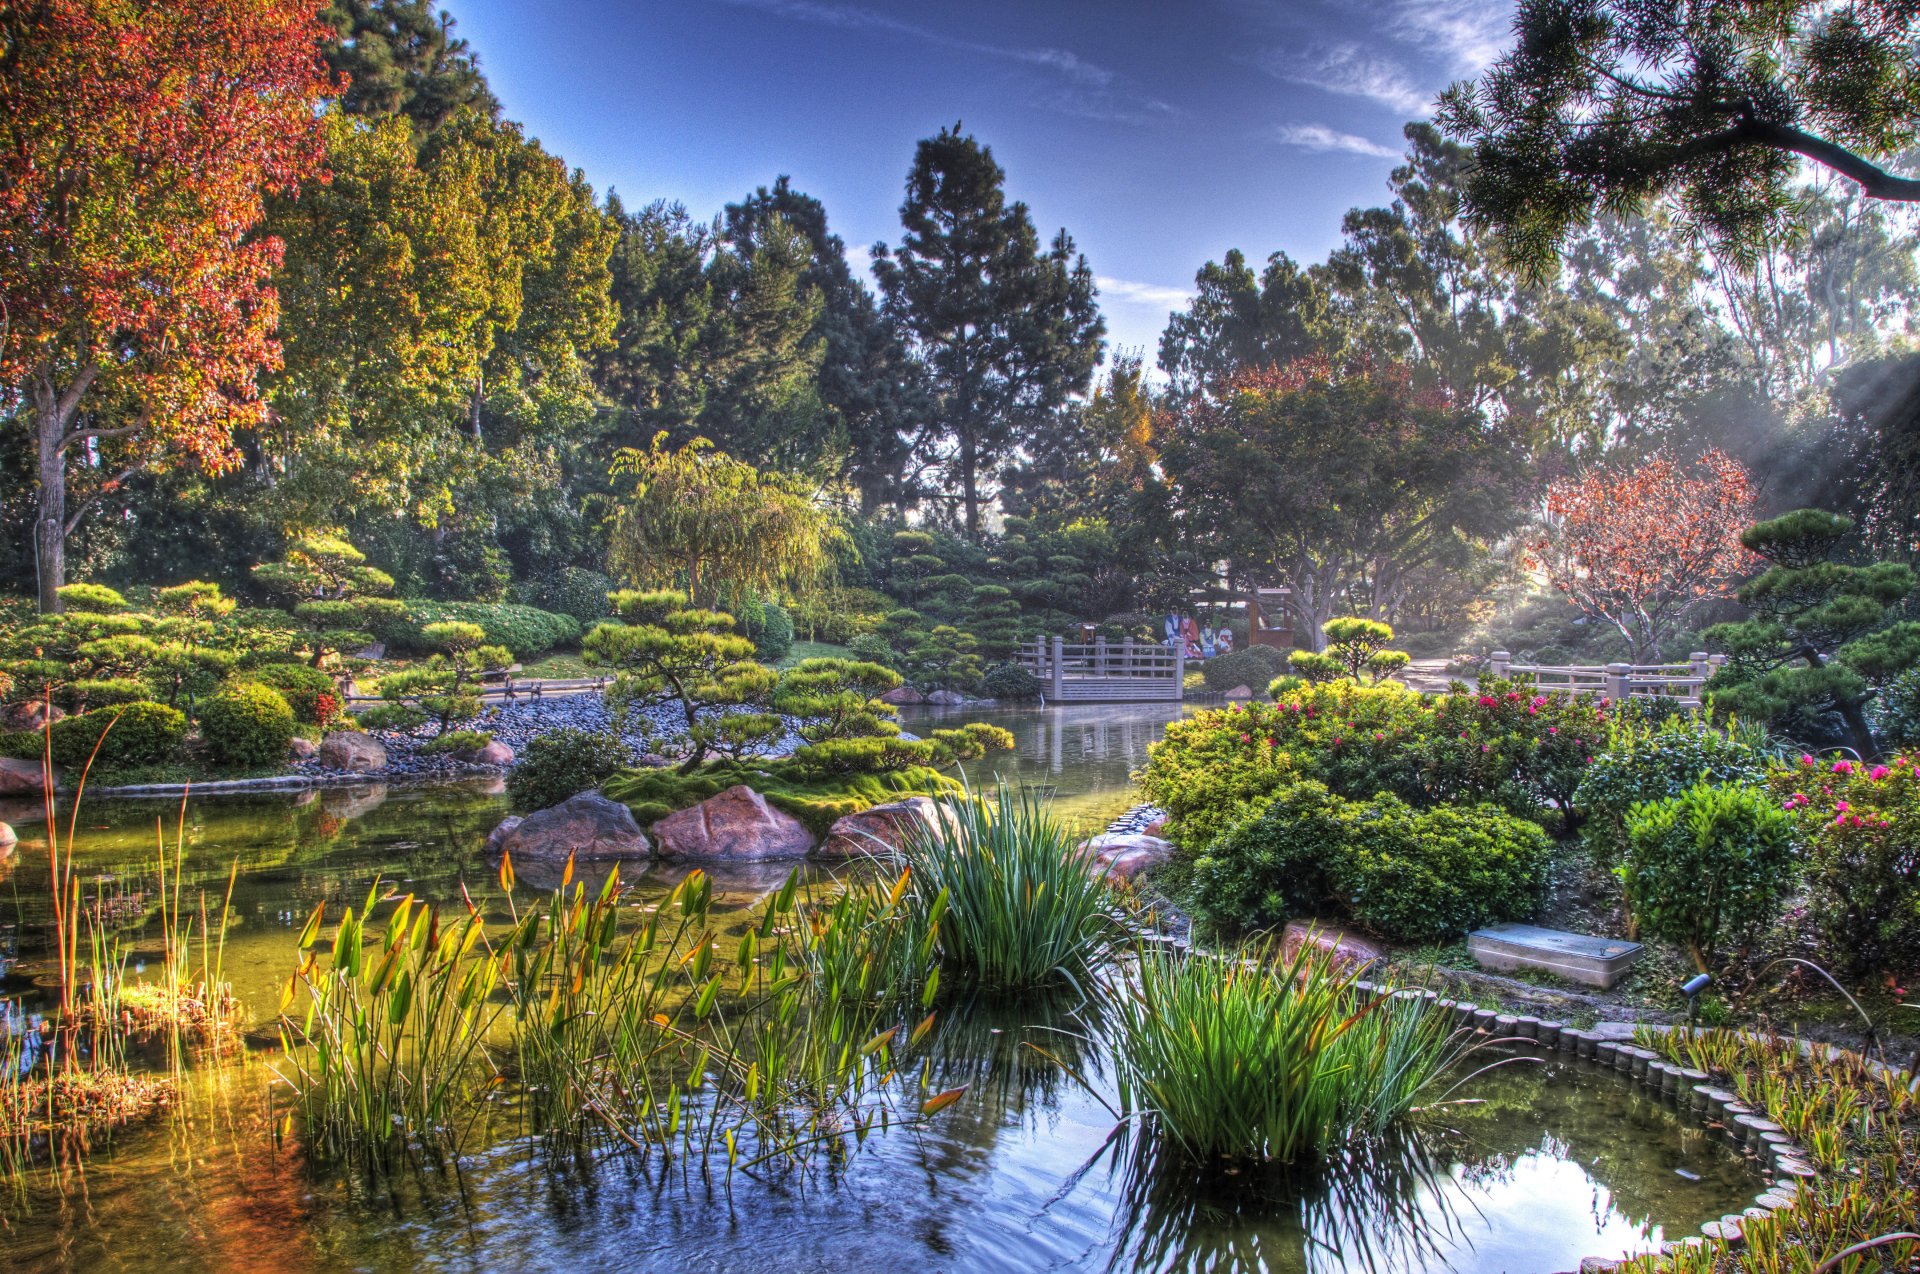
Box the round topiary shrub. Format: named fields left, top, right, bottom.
left=1621, top=781, right=1797, bottom=970
left=244, top=662, right=342, bottom=728
left=1201, top=644, right=1291, bottom=694
left=199, top=682, right=297, bottom=768
left=847, top=633, right=895, bottom=667
left=7, top=702, right=190, bottom=769
left=980, top=662, right=1043, bottom=701
left=507, top=728, right=635, bottom=812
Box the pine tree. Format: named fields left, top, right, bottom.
left=873, top=126, right=1105, bottom=539
left=323, top=0, right=498, bottom=137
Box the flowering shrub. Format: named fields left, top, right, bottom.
left=1412, top=679, right=1604, bottom=825
left=1767, top=755, right=1920, bottom=977
left=1191, top=779, right=1551, bottom=940
left=1135, top=701, right=1304, bottom=854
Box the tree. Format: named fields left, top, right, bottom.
left=0, top=0, right=335, bottom=611
left=322, top=0, right=498, bottom=136
left=253, top=530, right=407, bottom=666
left=1439, top=0, right=1920, bottom=277
left=873, top=126, right=1105, bottom=537
left=1158, top=357, right=1527, bottom=647
left=1157, top=249, right=1330, bottom=391
left=603, top=435, right=843, bottom=610
left=364, top=620, right=510, bottom=735
left=1705, top=508, right=1920, bottom=756
left=1533, top=450, right=1756, bottom=663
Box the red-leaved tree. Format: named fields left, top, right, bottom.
left=0, top=0, right=335, bottom=610
left=1532, top=449, right=1756, bottom=664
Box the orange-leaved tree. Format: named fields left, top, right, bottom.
left=0, top=0, right=336, bottom=611
left=1532, top=450, right=1756, bottom=664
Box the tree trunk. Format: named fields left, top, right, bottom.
left=35, top=401, right=66, bottom=614
left=959, top=428, right=980, bottom=539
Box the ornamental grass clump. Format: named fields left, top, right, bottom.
left=1109, top=941, right=1468, bottom=1165
left=901, top=786, right=1116, bottom=994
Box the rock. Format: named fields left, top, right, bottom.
left=0, top=701, right=63, bottom=731
left=1143, top=816, right=1168, bottom=838
left=880, top=685, right=925, bottom=705
left=1080, top=832, right=1174, bottom=886
left=352, top=642, right=386, bottom=660
left=319, top=783, right=389, bottom=821
left=485, top=814, right=524, bottom=856
left=318, top=731, right=386, bottom=773
left=1280, top=920, right=1385, bottom=973
left=817, top=796, right=954, bottom=861
left=925, top=689, right=966, bottom=706
left=635, top=753, right=671, bottom=769
left=0, top=757, right=52, bottom=796
left=1223, top=684, right=1254, bottom=701
left=466, top=740, right=514, bottom=766
left=289, top=737, right=318, bottom=761
left=498, top=792, right=648, bottom=860
left=0, top=821, right=16, bottom=850
left=652, top=785, right=816, bottom=861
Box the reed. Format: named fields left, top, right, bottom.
left=901, top=785, right=1115, bottom=994
left=1108, top=941, right=1469, bottom=1166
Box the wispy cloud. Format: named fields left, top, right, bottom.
left=710, top=0, right=1167, bottom=121
left=1274, top=122, right=1399, bottom=158
left=1096, top=275, right=1193, bottom=309
left=1259, top=42, right=1430, bottom=115
left=1385, top=0, right=1513, bottom=76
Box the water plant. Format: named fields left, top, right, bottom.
left=1108, top=941, right=1472, bottom=1166
left=900, top=785, right=1116, bottom=994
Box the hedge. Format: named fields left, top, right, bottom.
left=384, top=601, right=581, bottom=660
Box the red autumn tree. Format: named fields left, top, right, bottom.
left=1532, top=450, right=1757, bottom=664
left=0, top=0, right=335, bottom=611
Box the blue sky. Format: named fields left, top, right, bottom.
left=440, top=0, right=1515, bottom=360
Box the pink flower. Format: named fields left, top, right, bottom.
left=1547, top=726, right=1558, bottom=734
left=1528, top=706, right=1539, bottom=715
left=1481, top=743, right=1490, bottom=753
left=1835, top=800, right=1849, bottom=813
left=1833, top=759, right=1854, bottom=774
left=1239, top=734, right=1250, bottom=743
left=1801, top=754, right=1816, bottom=767
left=1871, top=765, right=1890, bottom=781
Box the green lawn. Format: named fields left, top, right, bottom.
left=777, top=640, right=855, bottom=668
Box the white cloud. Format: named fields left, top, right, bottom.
left=1260, top=42, right=1431, bottom=114
left=1095, top=275, right=1194, bottom=309
left=1275, top=122, right=1399, bottom=158
left=1385, top=0, right=1514, bottom=75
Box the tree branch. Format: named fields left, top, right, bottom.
left=63, top=465, right=141, bottom=536
left=1665, top=117, right=1920, bottom=202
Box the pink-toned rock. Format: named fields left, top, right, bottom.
left=816, top=796, right=955, bottom=861
left=467, top=740, right=514, bottom=766
left=1280, top=920, right=1384, bottom=973
left=0, top=821, right=16, bottom=850
left=485, top=814, right=524, bottom=856
left=289, top=737, right=318, bottom=761
left=498, top=792, right=647, bottom=860
left=1223, top=684, right=1255, bottom=701
left=652, top=785, right=816, bottom=861
left=319, top=731, right=386, bottom=773
left=880, top=685, right=925, bottom=705
left=0, top=701, right=64, bottom=731
left=1079, top=832, right=1173, bottom=886
left=1142, top=816, right=1168, bottom=838
left=0, top=757, right=53, bottom=796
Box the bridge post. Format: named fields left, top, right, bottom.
left=1172, top=642, right=1185, bottom=700
left=1122, top=636, right=1135, bottom=676
left=1050, top=636, right=1066, bottom=700
left=1095, top=634, right=1107, bottom=676
left=1490, top=650, right=1511, bottom=679
left=1605, top=662, right=1631, bottom=703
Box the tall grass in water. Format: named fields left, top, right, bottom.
left=1109, top=941, right=1468, bottom=1166
left=901, top=785, right=1115, bottom=994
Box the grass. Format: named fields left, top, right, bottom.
left=777, top=640, right=855, bottom=669
left=1108, top=941, right=1475, bottom=1165
left=901, top=785, right=1118, bottom=995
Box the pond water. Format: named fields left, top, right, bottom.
left=0, top=703, right=1763, bottom=1272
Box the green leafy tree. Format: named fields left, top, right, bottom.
left=1158, top=249, right=1331, bottom=392
left=1706, top=509, right=1920, bottom=754
left=873, top=126, right=1105, bottom=538
left=1439, top=0, right=1920, bottom=277
left=253, top=530, right=407, bottom=666
left=364, top=620, right=509, bottom=735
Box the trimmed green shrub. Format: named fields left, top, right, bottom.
left=1573, top=713, right=1770, bottom=864
left=1201, top=644, right=1290, bottom=694
left=847, top=633, right=895, bottom=667
left=1191, top=779, right=1551, bottom=942
left=745, top=600, right=795, bottom=663
left=199, top=682, right=297, bottom=768
left=420, top=729, right=494, bottom=756
left=0, top=702, right=188, bottom=769
left=507, top=728, right=634, bottom=812
left=244, top=662, right=343, bottom=728
left=980, top=662, right=1043, bottom=701
left=388, top=601, right=580, bottom=659
left=604, top=758, right=960, bottom=836
left=535, top=567, right=616, bottom=626
left=1621, top=782, right=1797, bottom=971
left=70, top=677, right=152, bottom=709
left=1137, top=703, right=1305, bottom=855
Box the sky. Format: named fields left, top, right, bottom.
left=439, top=0, right=1517, bottom=361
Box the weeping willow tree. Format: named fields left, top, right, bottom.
left=604, top=434, right=844, bottom=609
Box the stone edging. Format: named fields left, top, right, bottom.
left=1350, top=980, right=1822, bottom=1264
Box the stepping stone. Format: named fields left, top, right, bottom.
left=1466, top=923, right=1644, bottom=989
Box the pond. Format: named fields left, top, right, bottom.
left=0, top=703, right=1763, bottom=1272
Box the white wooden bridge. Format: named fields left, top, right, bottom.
left=1017, top=637, right=1186, bottom=703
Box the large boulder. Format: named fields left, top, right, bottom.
left=1223, top=684, right=1255, bottom=701
left=318, top=731, right=386, bottom=773
left=289, top=736, right=318, bottom=761
left=0, top=701, right=63, bottom=731
left=0, top=757, right=52, bottom=796
left=462, top=740, right=514, bottom=766
left=816, top=796, right=955, bottom=861
left=0, top=821, right=16, bottom=850
left=880, top=685, right=925, bottom=706
left=485, top=814, right=524, bottom=856
left=1280, top=920, right=1384, bottom=974
left=1079, top=832, right=1173, bottom=887
left=651, top=785, right=816, bottom=862
left=925, top=689, right=966, bottom=706
left=497, top=792, right=648, bottom=860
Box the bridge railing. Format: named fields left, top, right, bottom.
left=1487, top=650, right=1727, bottom=707
left=1017, top=637, right=1185, bottom=702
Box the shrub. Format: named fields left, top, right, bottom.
left=1870, top=666, right=1920, bottom=750
left=1201, top=644, right=1290, bottom=694
left=1767, top=755, right=1920, bottom=977
left=1136, top=703, right=1305, bottom=854
left=980, top=662, right=1043, bottom=701
left=199, top=682, right=297, bottom=768
left=507, top=728, right=634, bottom=812
left=1190, top=779, right=1551, bottom=942
left=1408, top=679, right=1604, bottom=825
left=420, top=729, right=494, bottom=756
left=390, top=601, right=580, bottom=659
left=1573, top=713, right=1770, bottom=864
left=535, top=567, right=615, bottom=626
left=745, top=600, right=795, bottom=663
left=604, top=758, right=961, bottom=834
left=1620, top=781, right=1796, bottom=971
left=0, top=702, right=188, bottom=769
left=245, top=662, right=343, bottom=728
left=70, top=677, right=152, bottom=709
left=846, top=633, right=895, bottom=667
